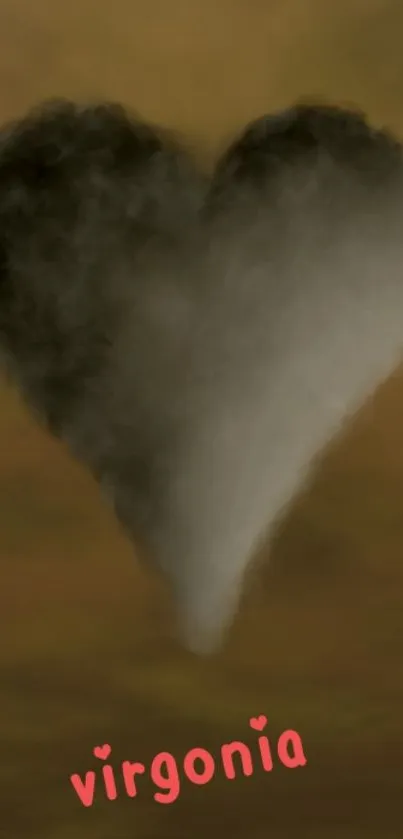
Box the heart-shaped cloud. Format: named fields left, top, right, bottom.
left=1, top=100, right=402, bottom=655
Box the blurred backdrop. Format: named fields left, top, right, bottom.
left=0, top=1, right=403, bottom=837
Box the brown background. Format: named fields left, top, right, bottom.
left=0, top=1, right=403, bottom=837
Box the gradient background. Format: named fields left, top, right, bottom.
left=0, top=1, right=403, bottom=837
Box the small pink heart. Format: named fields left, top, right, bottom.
left=93, top=744, right=111, bottom=760
left=249, top=715, right=267, bottom=731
